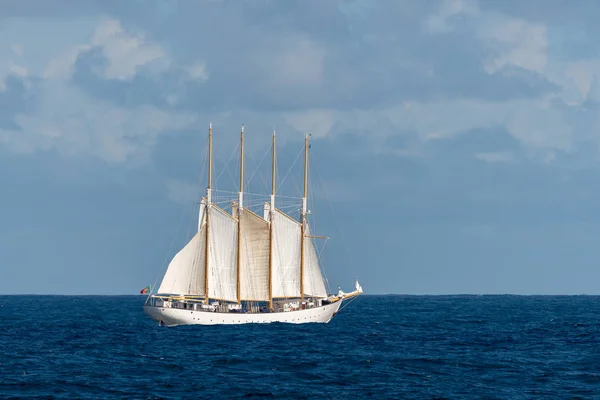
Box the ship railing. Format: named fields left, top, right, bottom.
left=150, top=295, right=326, bottom=313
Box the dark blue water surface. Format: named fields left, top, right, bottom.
left=2, top=295, right=600, bottom=399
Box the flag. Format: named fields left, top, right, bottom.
left=140, top=285, right=151, bottom=295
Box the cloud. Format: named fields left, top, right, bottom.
left=0, top=42, right=30, bottom=91
left=184, top=62, right=209, bottom=82
left=479, top=15, right=548, bottom=75
left=1, top=81, right=196, bottom=163
left=1, top=0, right=600, bottom=168
left=0, top=16, right=203, bottom=164
left=90, top=18, right=168, bottom=81
left=41, top=17, right=171, bottom=82
left=283, top=109, right=336, bottom=138
left=424, top=0, right=477, bottom=34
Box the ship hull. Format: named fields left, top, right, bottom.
left=143, top=300, right=342, bottom=326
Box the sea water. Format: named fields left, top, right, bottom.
left=1, top=295, right=600, bottom=399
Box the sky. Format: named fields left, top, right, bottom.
left=2, top=0, right=600, bottom=295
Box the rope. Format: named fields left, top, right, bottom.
left=314, top=161, right=357, bottom=282
left=215, top=142, right=240, bottom=184
left=244, top=145, right=271, bottom=191
left=276, top=146, right=304, bottom=195
left=338, top=295, right=360, bottom=313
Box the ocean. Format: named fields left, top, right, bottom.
left=1, top=295, right=600, bottom=399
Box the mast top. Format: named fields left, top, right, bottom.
left=207, top=122, right=213, bottom=197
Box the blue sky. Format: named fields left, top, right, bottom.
left=2, top=0, right=600, bottom=295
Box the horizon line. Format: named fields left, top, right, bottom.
left=2, top=293, right=600, bottom=296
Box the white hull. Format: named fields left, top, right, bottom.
left=143, top=300, right=342, bottom=326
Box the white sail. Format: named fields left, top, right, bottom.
left=207, top=205, right=238, bottom=302
left=271, top=209, right=301, bottom=298
left=303, top=224, right=328, bottom=298
left=239, top=209, right=270, bottom=301
left=198, top=198, right=206, bottom=232
left=157, top=225, right=206, bottom=295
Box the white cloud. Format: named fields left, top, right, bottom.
left=283, top=109, right=336, bottom=138
left=478, top=15, right=548, bottom=75
left=423, top=0, right=477, bottom=34
left=423, top=0, right=600, bottom=112
left=42, top=44, right=91, bottom=80
left=0, top=17, right=204, bottom=164
left=505, top=99, right=574, bottom=152
left=415, top=1, right=600, bottom=159
left=273, top=94, right=592, bottom=161
left=38, top=17, right=172, bottom=82
left=384, top=99, right=512, bottom=140
left=425, top=1, right=548, bottom=75
left=185, top=62, right=209, bottom=82
left=1, top=80, right=195, bottom=164
left=91, top=18, right=168, bottom=81
left=0, top=43, right=29, bottom=91
left=1, top=2, right=598, bottom=168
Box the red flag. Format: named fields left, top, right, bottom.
left=140, top=285, right=150, bottom=294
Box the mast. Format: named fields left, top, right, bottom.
left=268, top=131, right=276, bottom=311
left=204, top=123, right=213, bottom=304
left=300, top=134, right=309, bottom=301
left=237, top=125, right=244, bottom=304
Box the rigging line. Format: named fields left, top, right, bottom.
left=277, top=205, right=301, bottom=211
left=314, top=160, right=357, bottom=280
left=213, top=189, right=242, bottom=195
left=289, top=161, right=303, bottom=201
left=277, top=202, right=300, bottom=207
left=275, top=145, right=304, bottom=195
left=254, top=167, right=269, bottom=197
left=222, top=157, right=239, bottom=198
left=338, top=295, right=359, bottom=313
left=316, top=237, right=331, bottom=294
left=244, top=145, right=271, bottom=191
left=308, top=177, right=333, bottom=294
left=211, top=193, right=237, bottom=200
left=244, top=147, right=270, bottom=196
left=214, top=141, right=240, bottom=186
left=267, top=193, right=302, bottom=200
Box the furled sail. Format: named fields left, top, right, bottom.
left=157, top=224, right=206, bottom=295
left=207, top=205, right=238, bottom=302
left=239, top=209, right=270, bottom=301
left=303, top=224, right=328, bottom=298
left=271, top=209, right=301, bottom=298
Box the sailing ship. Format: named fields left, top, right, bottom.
left=143, top=124, right=362, bottom=326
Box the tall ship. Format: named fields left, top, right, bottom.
left=143, top=124, right=362, bottom=326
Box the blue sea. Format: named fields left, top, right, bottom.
left=2, top=295, right=600, bottom=399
